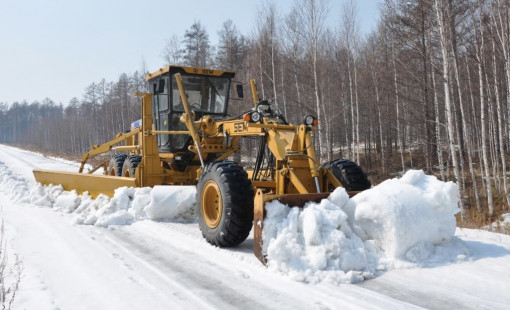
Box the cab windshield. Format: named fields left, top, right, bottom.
left=170, top=74, right=230, bottom=115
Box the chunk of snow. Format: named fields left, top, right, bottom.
left=144, top=186, right=196, bottom=221
left=53, top=190, right=81, bottom=213
left=262, top=170, right=461, bottom=283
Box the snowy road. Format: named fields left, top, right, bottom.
left=1, top=144, right=509, bottom=310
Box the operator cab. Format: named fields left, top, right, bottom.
left=146, top=66, right=236, bottom=153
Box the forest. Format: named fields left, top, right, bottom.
left=1, top=0, right=509, bottom=224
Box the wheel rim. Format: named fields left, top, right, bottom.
left=201, top=180, right=222, bottom=228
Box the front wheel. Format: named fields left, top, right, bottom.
left=196, top=161, right=254, bottom=247
left=323, top=159, right=371, bottom=191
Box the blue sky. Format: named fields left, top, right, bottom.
left=0, top=0, right=380, bottom=105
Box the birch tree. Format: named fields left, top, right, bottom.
left=295, top=0, right=328, bottom=161
left=471, top=0, right=494, bottom=215
left=434, top=0, right=466, bottom=216
left=489, top=0, right=510, bottom=208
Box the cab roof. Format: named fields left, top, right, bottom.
left=145, top=65, right=235, bottom=82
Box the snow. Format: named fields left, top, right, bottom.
left=1, top=144, right=510, bottom=309
left=145, top=185, right=196, bottom=221
left=262, top=171, right=464, bottom=283
left=0, top=162, right=197, bottom=228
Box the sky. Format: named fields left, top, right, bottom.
left=0, top=0, right=381, bottom=106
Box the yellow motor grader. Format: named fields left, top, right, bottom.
left=33, top=65, right=371, bottom=263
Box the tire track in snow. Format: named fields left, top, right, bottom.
left=102, top=228, right=279, bottom=310
left=102, top=222, right=421, bottom=310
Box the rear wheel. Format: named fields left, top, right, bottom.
left=324, top=159, right=371, bottom=191
left=107, top=154, right=127, bottom=176
left=196, top=161, right=254, bottom=247
left=122, top=155, right=142, bottom=177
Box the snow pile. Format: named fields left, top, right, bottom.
left=263, top=192, right=374, bottom=283
left=0, top=161, right=196, bottom=226
left=263, top=170, right=464, bottom=283
left=145, top=186, right=196, bottom=221
left=1, top=160, right=470, bottom=284
left=354, top=170, right=458, bottom=263
left=0, top=161, right=32, bottom=202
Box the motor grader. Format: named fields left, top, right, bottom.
left=33, top=65, right=371, bottom=263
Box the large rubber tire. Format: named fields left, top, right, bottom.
left=107, top=154, right=127, bottom=176
left=122, top=155, right=142, bottom=177
left=196, top=161, right=254, bottom=247
left=324, top=159, right=371, bottom=191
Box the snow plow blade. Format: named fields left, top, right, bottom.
left=253, top=189, right=361, bottom=265
left=253, top=190, right=330, bottom=264
left=33, top=169, right=137, bottom=198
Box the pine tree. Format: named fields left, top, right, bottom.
left=182, top=21, right=212, bottom=67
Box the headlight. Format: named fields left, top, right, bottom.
left=243, top=111, right=262, bottom=123
left=303, top=115, right=318, bottom=126
left=251, top=111, right=261, bottom=122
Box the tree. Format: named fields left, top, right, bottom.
left=282, top=7, right=305, bottom=117
left=182, top=21, right=212, bottom=67
left=216, top=19, right=246, bottom=71
left=434, top=0, right=465, bottom=216
left=162, top=34, right=184, bottom=65
left=254, top=1, right=280, bottom=100
left=294, top=0, right=328, bottom=161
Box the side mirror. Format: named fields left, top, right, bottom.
left=158, top=79, right=165, bottom=94
left=152, top=79, right=166, bottom=94
left=236, top=84, right=244, bottom=99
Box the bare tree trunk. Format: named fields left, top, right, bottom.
left=429, top=33, right=445, bottom=181
left=451, top=78, right=466, bottom=193
left=343, top=96, right=351, bottom=159
left=371, top=65, right=385, bottom=174
left=354, top=58, right=360, bottom=164
left=292, top=55, right=302, bottom=114
left=293, top=60, right=302, bottom=111
left=464, top=54, right=482, bottom=212
left=296, top=0, right=327, bottom=161
left=311, top=5, right=324, bottom=161
left=258, top=47, right=266, bottom=99
left=404, top=86, right=413, bottom=168
left=434, top=0, right=465, bottom=217
left=347, top=53, right=355, bottom=160
left=453, top=41, right=477, bottom=210
left=320, top=88, right=332, bottom=162
left=472, top=0, right=494, bottom=214
left=271, top=30, right=278, bottom=101
left=490, top=1, right=510, bottom=208
left=280, top=61, right=287, bottom=117
left=392, top=44, right=405, bottom=173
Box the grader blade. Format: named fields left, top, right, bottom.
left=33, top=169, right=136, bottom=198
left=253, top=189, right=330, bottom=264
left=253, top=189, right=363, bottom=265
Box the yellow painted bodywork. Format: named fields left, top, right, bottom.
left=145, top=65, right=234, bottom=81
left=32, top=65, right=359, bottom=265
left=33, top=66, right=342, bottom=198
left=33, top=169, right=136, bottom=198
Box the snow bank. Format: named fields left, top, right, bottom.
left=145, top=186, right=196, bottom=221
left=262, top=170, right=465, bottom=283
left=0, top=161, right=196, bottom=227
left=1, top=161, right=469, bottom=284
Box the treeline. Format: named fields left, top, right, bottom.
left=0, top=72, right=147, bottom=155
left=1, top=0, right=510, bottom=218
